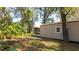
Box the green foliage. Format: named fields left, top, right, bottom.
left=6, top=23, right=29, bottom=36
left=0, top=7, right=35, bottom=39
left=0, top=22, right=29, bottom=39
left=15, top=7, right=34, bottom=33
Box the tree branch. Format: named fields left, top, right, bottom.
left=65, top=8, right=72, bottom=16
left=45, top=8, right=54, bottom=20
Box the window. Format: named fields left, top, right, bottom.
left=56, top=27, right=61, bottom=33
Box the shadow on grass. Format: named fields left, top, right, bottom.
left=0, top=40, right=21, bottom=51
left=0, top=38, right=63, bottom=51
left=0, top=37, right=79, bottom=51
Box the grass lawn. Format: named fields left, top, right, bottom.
left=0, top=36, right=79, bottom=51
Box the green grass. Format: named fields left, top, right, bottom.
left=0, top=36, right=79, bottom=51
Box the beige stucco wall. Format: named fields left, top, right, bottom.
left=67, top=21, right=79, bottom=42
left=40, top=21, right=79, bottom=42
left=40, top=23, right=63, bottom=40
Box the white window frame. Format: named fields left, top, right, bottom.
left=55, top=26, right=62, bottom=33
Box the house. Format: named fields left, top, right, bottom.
left=40, top=8, right=79, bottom=42
left=33, top=26, right=40, bottom=34
left=40, top=20, right=79, bottom=42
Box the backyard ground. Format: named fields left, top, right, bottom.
left=0, top=35, right=79, bottom=51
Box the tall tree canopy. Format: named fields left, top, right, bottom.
left=0, top=7, right=12, bottom=31
left=15, top=7, right=34, bottom=33
left=36, top=7, right=57, bottom=24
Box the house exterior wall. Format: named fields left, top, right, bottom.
left=67, top=21, right=79, bottom=42
left=40, top=23, right=63, bottom=40
left=40, top=21, right=79, bottom=42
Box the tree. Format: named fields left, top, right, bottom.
left=37, top=7, right=56, bottom=24
left=60, top=7, right=76, bottom=42
left=0, top=7, right=12, bottom=30
left=0, top=7, right=12, bottom=39
left=15, top=7, right=34, bottom=33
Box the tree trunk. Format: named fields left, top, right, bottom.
left=27, top=22, right=31, bottom=33
left=60, top=7, right=69, bottom=42
left=42, top=8, right=46, bottom=24
left=43, top=15, right=46, bottom=24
